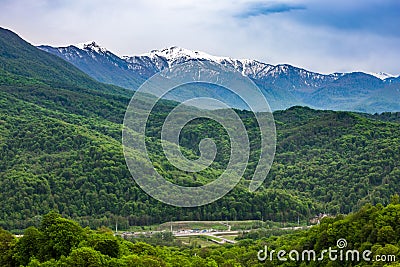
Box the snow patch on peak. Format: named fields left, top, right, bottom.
left=75, top=41, right=108, bottom=54
left=366, top=72, right=395, bottom=80
left=139, top=46, right=275, bottom=77
left=141, top=46, right=233, bottom=64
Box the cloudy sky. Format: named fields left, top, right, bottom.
left=1, top=0, right=399, bottom=75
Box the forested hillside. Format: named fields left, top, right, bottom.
left=0, top=28, right=129, bottom=98
left=1, top=202, right=399, bottom=266
left=1, top=27, right=400, bottom=231
left=2, top=85, right=400, bottom=230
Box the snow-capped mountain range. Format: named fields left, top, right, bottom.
left=38, top=42, right=400, bottom=113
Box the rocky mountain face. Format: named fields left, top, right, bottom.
left=38, top=43, right=399, bottom=113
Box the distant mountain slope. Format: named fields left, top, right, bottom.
left=307, top=72, right=384, bottom=111
left=39, top=42, right=145, bottom=90
left=0, top=27, right=130, bottom=97
left=39, top=44, right=400, bottom=113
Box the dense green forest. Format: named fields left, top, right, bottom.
left=1, top=201, right=399, bottom=266
left=1, top=27, right=400, bottom=231
left=1, top=26, right=400, bottom=266
left=3, top=82, right=400, bottom=230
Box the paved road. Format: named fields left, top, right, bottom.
left=174, top=231, right=240, bottom=244
left=173, top=226, right=311, bottom=244
left=173, top=230, right=243, bottom=237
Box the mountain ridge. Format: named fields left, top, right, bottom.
left=41, top=42, right=398, bottom=81
left=38, top=42, right=400, bottom=113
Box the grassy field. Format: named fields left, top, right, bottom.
left=157, top=220, right=267, bottom=231
left=176, top=236, right=220, bottom=247
left=127, top=224, right=161, bottom=232
left=218, top=235, right=236, bottom=241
